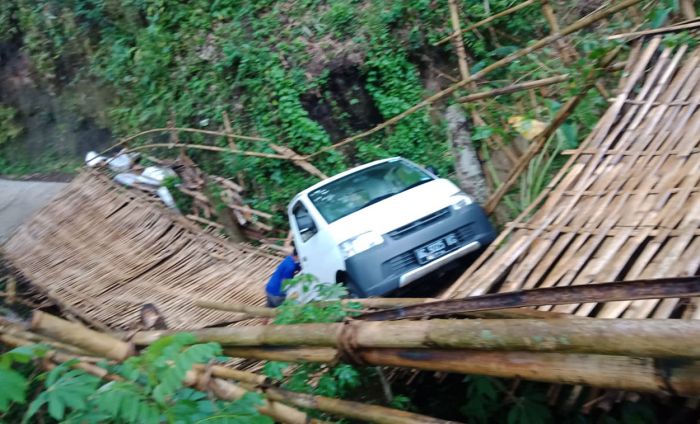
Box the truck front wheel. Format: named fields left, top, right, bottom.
left=337, top=272, right=363, bottom=298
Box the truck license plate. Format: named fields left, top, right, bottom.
left=415, top=233, right=458, bottom=264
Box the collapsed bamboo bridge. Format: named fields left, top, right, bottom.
left=1, top=1, right=700, bottom=421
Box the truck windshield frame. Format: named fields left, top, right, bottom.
left=308, top=159, right=434, bottom=224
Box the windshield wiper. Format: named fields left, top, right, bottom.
left=398, top=178, right=431, bottom=194
left=357, top=192, right=396, bottom=210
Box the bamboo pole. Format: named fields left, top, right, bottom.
left=435, top=0, right=539, bottom=46
left=195, top=299, right=277, bottom=317
left=102, top=126, right=267, bottom=154
left=306, top=0, right=645, bottom=159
left=360, top=350, right=700, bottom=396
left=220, top=346, right=700, bottom=396
left=268, top=144, right=328, bottom=179
left=30, top=311, right=134, bottom=361
left=482, top=46, right=621, bottom=213
left=132, top=318, right=700, bottom=358
left=224, top=346, right=338, bottom=362
left=360, top=275, right=700, bottom=321
left=679, top=0, right=697, bottom=19
left=455, top=74, right=570, bottom=103
left=259, top=385, right=460, bottom=424
left=207, top=378, right=327, bottom=424
left=196, top=298, right=580, bottom=320
left=608, top=20, right=700, bottom=40
left=124, top=142, right=290, bottom=160
left=447, top=0, right=472, bottom=81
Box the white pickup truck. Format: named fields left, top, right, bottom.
left=288, top=157, right=496, bottom=297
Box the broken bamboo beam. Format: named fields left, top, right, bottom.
left=30, top=311, right=134, bottom=361
left=268, top=144, right=328, bottom=179
left=435, top=0, right=539, bottom=46
left=455, top=74, right=570, bottom=104
left=130, top=318, right=700, bottom=358
left=307, top=0, right=644, bottom=159
left=359, top=275, right=700, bottom=321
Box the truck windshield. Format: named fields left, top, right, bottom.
left=308, top=159, right=433, bottom=223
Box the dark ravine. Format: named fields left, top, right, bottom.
left=0, top=39, right=112, bottom=171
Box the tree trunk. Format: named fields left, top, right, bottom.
left=446, top=105, right=490, bottom=204
left=680, top=0, right=696, bottom=19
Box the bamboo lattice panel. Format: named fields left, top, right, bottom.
left=3, top=171, right=281, bottom=330
left=445, top=39, right=700, bottom=321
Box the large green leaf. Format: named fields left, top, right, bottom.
left=0, top=368, right=28, bottom=411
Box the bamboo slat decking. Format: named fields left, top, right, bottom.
left=443, top=40, right=700, bottom=322
left=2, top=171, right=281, bottom=330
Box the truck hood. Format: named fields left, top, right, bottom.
left=327, top=178, right=463, bottom=243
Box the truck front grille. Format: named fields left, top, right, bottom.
left=387, top=208, right=450, bottom=240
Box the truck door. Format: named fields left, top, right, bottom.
left=290, top=200, right=336, bottom=284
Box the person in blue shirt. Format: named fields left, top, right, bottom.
left=265, top=247, right=301, bottom=307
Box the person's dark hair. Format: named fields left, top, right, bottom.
left=140, top=303, right=168, bottom=330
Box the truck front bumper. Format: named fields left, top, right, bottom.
left=344, top=203, right=495, bottom=297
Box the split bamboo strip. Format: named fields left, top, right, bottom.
left=129, top=319, right=700, bottom=358
left=455, top=74, right=570, bottom=104
left=434, top=0, right=539, bottom=46
left=31, top=311, right=133, bottom=361
left=306, top=0, right=645, bottom=159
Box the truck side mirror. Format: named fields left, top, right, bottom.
left=426, top=166, right=439, bottom=176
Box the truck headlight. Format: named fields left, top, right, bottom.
left=449, top=193, right=473, bottom=211
left=340, top=231, right=384, bottom=259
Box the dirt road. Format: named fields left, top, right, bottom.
left=0, top=179, right=67, bottom=245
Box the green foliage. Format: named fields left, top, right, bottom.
left=162, top=176, right=193, bottom=213
left=0, top=335, right=271, bottom=424
left=0, top=106, right=23, bottom=146
left=0, top=344, right=47, bottom=413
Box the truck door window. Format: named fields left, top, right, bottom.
left=293, top=202, right=317, bottom=242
